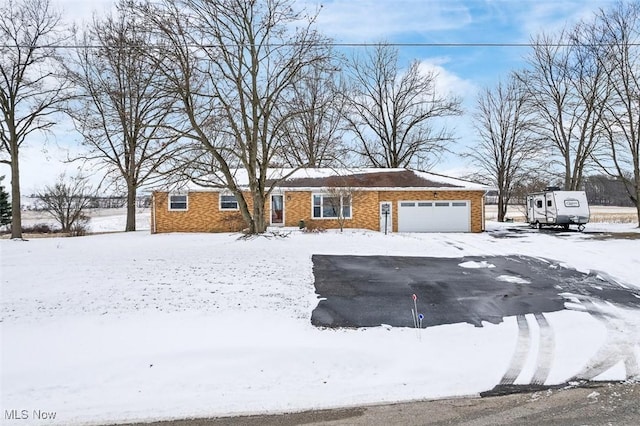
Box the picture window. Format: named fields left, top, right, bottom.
left=312, top=194, right=351, bottom=219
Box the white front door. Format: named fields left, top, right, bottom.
left=380, top=202, right=392, bottom=233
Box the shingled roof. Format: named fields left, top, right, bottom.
left=172, top=168, right=487, bottom=191
left=280, top=169, right=462, bottom=188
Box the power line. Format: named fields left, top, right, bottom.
left=2, top=41, right=629, bottom=49
left=333, top=42, right=558, bottom=47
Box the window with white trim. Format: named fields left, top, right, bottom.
left=220, top=194, right=239, bottom=210
left=312, top=194, right=351, bottom=219
left=169, top=194, right=188, bottom=211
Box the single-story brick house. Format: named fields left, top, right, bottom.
left=151, top=168, right=488, bottom=234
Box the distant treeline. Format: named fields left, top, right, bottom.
left=87, top=196, right=152, bottom=209
left=582, top=175, right=635, bottom=206
left=25, top=195, right=151, bottom=210
left=485, top=175, right=635, bottom=207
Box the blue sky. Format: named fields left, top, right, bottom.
left=9, top=0, right=619, bottom=192
left=311, top=0, right=616, bottom=87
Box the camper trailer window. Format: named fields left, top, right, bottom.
left=536, top=200, right=542, bottom=208
left=564, top=199, right=580, bottom=207
left=547, top=200, right=552, bottom=207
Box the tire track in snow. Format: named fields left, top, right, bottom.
left=499, top=313, right=555, bottom=386
left=570, top=298, right=640, bottom=381
left=499, top=314, right=530, bottom=385
left=531, top=313, right=554, bottom=385
left=440, top=234, right=504, bottom=256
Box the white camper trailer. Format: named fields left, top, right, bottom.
left=527, top=188, right=590, bottom=231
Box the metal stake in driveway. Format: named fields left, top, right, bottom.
left=411, top=294, right=425, bottom=340
left=411, top=294, right=418, bottom=328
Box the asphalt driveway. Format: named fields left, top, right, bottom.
left=311, top=254, right=640, bottom=328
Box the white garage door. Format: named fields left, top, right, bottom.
left=398, top=200, right=470, bottom=232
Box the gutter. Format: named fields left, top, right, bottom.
left=174, top=186, right=487, bottom=192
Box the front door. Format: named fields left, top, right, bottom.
left=271, top=194, right=284, bottom=226
left=380, top=202, right=392, bottom=234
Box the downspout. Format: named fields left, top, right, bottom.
left=482, top=191, right=486, bottom=232
left=151, top=193, right=156, bottom=234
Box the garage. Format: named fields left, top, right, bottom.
left=397, top=200, right=470, bottom=232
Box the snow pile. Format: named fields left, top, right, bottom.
left=496, top=275, right=531, bottom=284
left=459, top=260, right=496, bottom=269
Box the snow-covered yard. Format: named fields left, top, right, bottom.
left=1, top=217, right=640, bottom=425
left=17, top=208, right=151, bottom=234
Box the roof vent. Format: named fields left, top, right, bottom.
left=545, top=186, right=561, bottom=191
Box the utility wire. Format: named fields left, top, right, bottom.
left=1, top=41, right=627, bottom=49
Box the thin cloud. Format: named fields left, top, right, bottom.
left=417, top=58, right=477, bottom=100
left=307, top=0, right=617, bottom=45
left=308, top=0, right=472, bottom=42
left=483, top=0, right=618, bottom=41
left=52, top=0, right=115, bottom=25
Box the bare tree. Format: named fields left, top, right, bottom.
left=323, top=186, right=353, bottom=232
left=596, top=1, right=640, bottom=226
left=136, top=0, right=330, bottom=234
left=278, top=64, right=348, bottom=167
left=343, top=44, right=462, bottom=169
left=468, top=75, right=539, bottom=222
left=65, top=0, right=180, bottom=232
left=0, top=0, right=71, bottom=239
left=36, top=173, right=95, bottom=234
left=583, top=174, right=634, bottom=206
left=511, top=171, right=556, bottom=221
left=519, top=25, right=610, bottom=191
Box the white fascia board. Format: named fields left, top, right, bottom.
left=277, top=186, right=486, bottom=192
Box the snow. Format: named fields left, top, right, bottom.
left=1, top=219, right=640, bottom=425
left=178, top=167, right=487, bottom=191
left=19, top=208, right=151, bottom=234
left=412, top=169, right=487, bottom=189
left=459, top=260, right=496, bottom=269
left=496, top=275, right=531, bottom=284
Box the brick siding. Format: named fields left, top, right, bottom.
left=152, top=189, right=485, bottom=233
left=152, top=192, right=246, bottom=233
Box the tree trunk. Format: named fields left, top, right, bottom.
left=125, top=181, right=136, bottom=232
left=252, top=195, right=268, bottom=234
left=564, top=160, right=572, bottom=190
left=635, top=170, right=640, bottom=229
left=635, top=186, right=640, bottom=229
left=10, top=149, right=22, bottom=239
left=497, top=195, right=506, bottom=222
